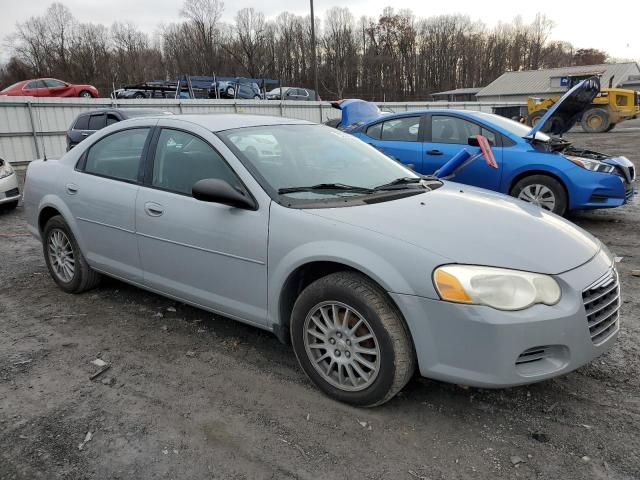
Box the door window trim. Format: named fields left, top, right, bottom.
left=142, top=126, right=258, bottom=207
left=364, top=114, right=427, bottom=142
left=75, top=126, right=153, bottom=185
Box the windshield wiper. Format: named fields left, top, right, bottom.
left=373, top=176, right=438, bottom=191
left=278, top=183, right=375, bottom=195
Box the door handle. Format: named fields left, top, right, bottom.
left=65, top=184, right=79, bottom=195
left=81, top=132, right=90, bottom=137
left=144, top=202, right=164, bottom=217
left=426, top=149, right=443, bottom=156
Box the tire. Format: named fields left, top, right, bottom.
left=79, top=90, right=92, bottom=98
left=527, top=109, right=547, bottom=127
left=510, top=174, right=568, bottom=216
left=605, top=123, right=616, bottom=132
left=253, top=95, right=261, bottom=100
left=290, top=271, right=415, bottom=407
left=226, top=86, right=235, bottom=98
left=581, top=108, right=610, bottom=133
left=43, top=215, right=101, bottom=293
left=134, top=92, right=146, bottom=99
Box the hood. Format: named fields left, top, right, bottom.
left=527, top=76, right=600, bottom=137
left=333, top=99, right=386, bottom=130
left=307, top=183, right=600, bottom=275
left=603, top=155, right=636, bottom=183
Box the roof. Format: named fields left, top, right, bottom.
left=432, top=87, right=482, bottom=96
left=476, top=62, right=640, bottom=97
left=162, top=114, right=313, bottom=132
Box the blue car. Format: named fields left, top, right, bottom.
left=334, top=79, right=636, bottom=215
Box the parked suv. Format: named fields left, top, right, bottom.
left=66, top=108, right=172, bottom=150
left=209, top=79, right=262, bottom=99
left=266, top=87, right=318, bottom=101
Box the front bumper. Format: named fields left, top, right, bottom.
left=392, top=250, right=619, bottom=387
left=0, top=172, right=20, bottom=205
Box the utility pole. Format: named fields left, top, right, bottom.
left=310, top=0, right=320, bottom=98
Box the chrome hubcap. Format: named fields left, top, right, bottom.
left=304, top=301, right=381, bottom=392
left=48, top=229, right=75, bottom=282
left=518, top=184, right=556, bottom=211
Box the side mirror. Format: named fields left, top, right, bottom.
left=467, top=136, right=480, bottom=147
left=192, top=179, right=257, bottom=210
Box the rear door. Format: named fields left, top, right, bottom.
left=67, top=126, right=153, bottom=281
left=424, top=114, right=503, bottom=190
left=358, top=115, right=423, bottom=171
left=22, top=80, right=47, bottom=97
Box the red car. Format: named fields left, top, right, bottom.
left=0, top=78, right=99, bottom=98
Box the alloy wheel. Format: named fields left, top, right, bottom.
left=303, top=301, right=381, bottom=392
left=48, top=229, right=75, bottom=282
left=518, top=184, right=556, bottom=211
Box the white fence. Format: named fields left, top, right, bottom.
left=0, top=97, right=524, bottom=164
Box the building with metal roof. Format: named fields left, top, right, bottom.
left=476, top=62, right=640, bottom=102
left=431, top=87, right=482, bottom=102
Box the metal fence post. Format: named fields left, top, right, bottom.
left=26, top=101, right=41, bottom=158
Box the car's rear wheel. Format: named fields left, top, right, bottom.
left=253, top=94, right=261, bottom=100
left=134, top=92, right=146, bottom=99
left=79, top=90, right=92, bottom=98
left=43, top=215, right=101, bottom=293
left=510, top=175, right=567, bottom=216
left=290, top=271, right=415, bottom=407
left=226, top=87, right=235, bottom=97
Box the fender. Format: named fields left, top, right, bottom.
left=267, top=239, right=436, bottom=328
left=36, top=194, right=88, bottom=251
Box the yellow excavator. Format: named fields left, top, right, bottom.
left=527, top=74, right=639, bottom=133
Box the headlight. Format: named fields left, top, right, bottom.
left=0, top=159, right=15, bottom=179
left=433, top=265, right=561, bottom=311
left=564, top=155, right=615, bottom=174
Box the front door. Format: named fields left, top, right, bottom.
left=136, top=127, right=270, bottom=325
left=424, top=114, right=503, bottom=191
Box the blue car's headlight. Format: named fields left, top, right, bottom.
left=564, top=155, right=615, bottom=174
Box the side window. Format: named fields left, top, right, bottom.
left=366, top=122, right=382, bottom=140
left=84, top=128, right=149, bottom=182
left=74, top=115, right=89, bottom=130
left=26, top=80, right=45, bottom=89
left=380, top=116, right=420, bottom=142
left=106, top=114, right=119, bottom=126
left=481, top=128, right=497, bottom=146
left=88, top=114, right=106, bottom=131
left=432, top=116, right=480, bottom=144
left=44, top=79, right=65, bottom=87
left=152, top=129, right=240, bottom=196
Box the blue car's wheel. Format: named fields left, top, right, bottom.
left=511, top=175, right=567, bottom=216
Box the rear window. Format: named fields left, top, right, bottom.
left=74, top=115, right=90, bottom=130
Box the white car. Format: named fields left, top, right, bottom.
left=0, top=158, right=20, bottom=211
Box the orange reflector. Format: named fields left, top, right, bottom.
left=434, top=270, right=473, bottom=303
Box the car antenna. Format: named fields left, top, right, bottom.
left=34, top=97, right=48, bottom=161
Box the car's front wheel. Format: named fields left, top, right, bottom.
left=511, top=174, right=567, bottom=216
left=43, top=215, right=101, bottom=293
left=290, top=272, right=415, bottom=407
left=79, top=90, right=92, bottom=98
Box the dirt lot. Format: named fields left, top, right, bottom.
left=1, top=120, right=639, bottom=480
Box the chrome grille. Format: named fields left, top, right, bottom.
left=582, top=268, right=620, bottom=345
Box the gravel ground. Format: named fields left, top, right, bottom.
left=1, top=120, right=639, bottom=480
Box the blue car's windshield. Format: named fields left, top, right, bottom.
left=472, top=112, right=551, bottom=142
left=218, top=124, right=421, bottom=201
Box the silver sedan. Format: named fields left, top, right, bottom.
left=23, top=114, right=621, bottom=406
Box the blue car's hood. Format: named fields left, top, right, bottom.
left=603, top=155, right=636, bottom=183
left=334, top=99, right=387, bottom=130
left=527, top=77, right=600, bottom=137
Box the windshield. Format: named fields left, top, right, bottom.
left=472, top=112, right=550, bottom=142
left=218, top=124, right=420, bottom=203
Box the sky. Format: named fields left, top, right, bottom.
left=1, top=0, right=639, bottom=61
